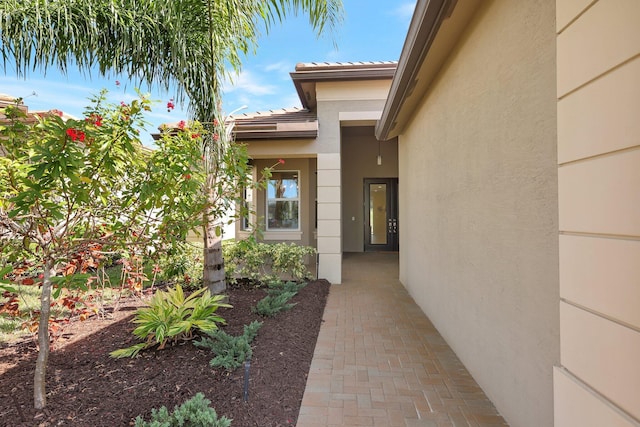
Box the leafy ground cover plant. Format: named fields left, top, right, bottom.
left=252, top=279, right=308, bottom=317
left=266, top=279, right=307, bottom=295
left=252, top=292, right=297, bottom=317
left=223, top=238, right=316, bottom=284
left=194, top=320, right=262, bottom=370
left=156, top=242, right=204, bottom=289
left=134, top=393, right=231, bottom=427
left=110, top=284, right=230, bottom=358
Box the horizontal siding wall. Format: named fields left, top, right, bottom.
left=555, top=0, right=640, bottom=425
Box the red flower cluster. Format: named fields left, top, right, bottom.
left=191, top=133, right=200, bottom=139
left=178, top=120, right=186, bottom=130
left=212, top=133, right=219, bottom=141
left=115, top=80, right=121, bottom=87
left=86, top=114, right=103, bottom=127
left=278, top=158, right=285, bottom=164
left=66, top=128, right=86, bottom=142
left=167, top=99, right=175, bottom=112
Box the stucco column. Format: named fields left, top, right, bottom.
left=316, top=153, right=342, bottom=284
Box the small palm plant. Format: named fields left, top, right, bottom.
left=110, top=284, right=230, bottom=358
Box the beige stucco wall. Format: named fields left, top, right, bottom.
left=341, top=126, right=398, bottom=252
left=315, top=95, right=390, bottom=283
left=396, top=1, right=558, bottom=426
left=238, top=86, right=391, bottom=284
left=554, top=0, right=640, bottom=425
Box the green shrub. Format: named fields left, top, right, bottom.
left=223, top=238, right=315, bottom=284
left=266, top=279, right=306, bottom=296
left=134, top=393, right=231, bottom=427
left=252, top=291, right=297, bottom=317
left=269, top=243, right=316, bottom=280
left=157, top=242, right=204, bottom=289
left=194, top=320, right=262, bottom=370
left=110, top=284, right=230, bottom=358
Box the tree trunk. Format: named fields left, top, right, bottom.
left=203, top=192, right=226, bottom=295
left=203, top=236, right=225, bottom=295
left=34, top=258, right=53, bottom=410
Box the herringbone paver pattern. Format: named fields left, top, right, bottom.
left=297, top=253, right=508, bottom=427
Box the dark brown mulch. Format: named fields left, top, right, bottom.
left=0, top=279, right=330, bottom=427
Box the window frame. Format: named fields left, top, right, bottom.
left=266, top=169, right=301, bottom=231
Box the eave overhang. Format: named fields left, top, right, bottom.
left=375, top=0, right=481, bottom=141
left=291, top=62, right=397, bottom=110
left=232, top=108, right=318, bottom=140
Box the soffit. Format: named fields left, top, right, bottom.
left=290, top=61, right=397, bottom=110
left=376, top=0, right=481, bottom=140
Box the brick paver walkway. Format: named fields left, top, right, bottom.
left=297, top=252, right=508, bottom=427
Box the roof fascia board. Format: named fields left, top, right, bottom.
left=235, top=130, right=318, bottom=140
left=375, top=0, right=455, bottom=141
left=291, top=67, right=396, bottom=109
left=290, top=68, right=396, bottom=82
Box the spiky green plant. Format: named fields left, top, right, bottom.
left=134, top=393, right=231, bottom=427
left=110, top=284, right=230, bottom=358
left=195, top=320, right=262, bottom=371
left=252, top=291, right=297, bottom=317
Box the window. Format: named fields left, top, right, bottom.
left=240, top=186, right=253, bottom=231
left=267, top=171, right=299, bottom=230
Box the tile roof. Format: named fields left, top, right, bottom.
left=232, top=107, right=317, bottom=140
left=154, top=108, right=318, bottom=141
left=294, top=61, right=398, bottom=71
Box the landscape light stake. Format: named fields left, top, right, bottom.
left=243, top=357, right=251, bottom=402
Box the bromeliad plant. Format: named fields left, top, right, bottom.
left=110, top=284, right=231, bottom=358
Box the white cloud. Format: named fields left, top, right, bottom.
left=391, top=2, right=417, bottom=21
left=325, top=49, right=341, bottom=61
left=223, top=70, right=277, bottom=96
left=1, top=76, right=189, bottom=143
left=1, top=77, right=95, bottom=117
left=264, top=61, right=293, bottom=74
left=281, top=92, right=302, bottom=109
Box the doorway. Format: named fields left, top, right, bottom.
left=364, top=178, right=398, bottom=251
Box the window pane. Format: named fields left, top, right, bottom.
left=240, top=185, right=253, bottom=231
left=369, top=184, right=387, bottom=245
left=268, top=201, right=299, bottom=229
left=268, top=172, right=298, bottom=199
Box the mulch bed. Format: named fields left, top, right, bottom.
left=0, top=279, right=330, bottom=427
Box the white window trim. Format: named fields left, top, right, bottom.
left=266, top=169, right=301, bottom=232
left=263, top=231, right=303, bottom=241
left=240, top=185, right=255, bottom=232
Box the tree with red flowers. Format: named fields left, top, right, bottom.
left=0, top=0, right=342, bottom=299
left=0, top=92, right=205, bottom=409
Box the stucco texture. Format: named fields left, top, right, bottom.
left=397, top=1, right=559, bottom=427
left=341, top=126, right=398, bottom=252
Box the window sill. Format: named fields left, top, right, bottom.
left=264, top=231, right=303, bottom=241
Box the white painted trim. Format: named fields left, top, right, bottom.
left=266, top=169, right=301, bottom=232
left=339, top=110, right=383, bottom=122
left=263, top=231, right=303, bottom=241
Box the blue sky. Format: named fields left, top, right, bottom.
left=0, top=1, right=415, bottom=144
